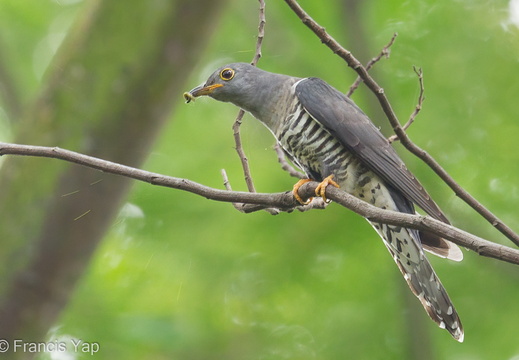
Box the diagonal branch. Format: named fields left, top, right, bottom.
left=283, top=0, right=519, bottom=247
left=1, top=142, right=519, bottom=266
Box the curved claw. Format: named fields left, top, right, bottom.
left=315, top=175, right=340, bottom=203
left=292, top=179, right=313, bottom=204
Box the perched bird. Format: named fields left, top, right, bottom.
left=184, top=62, right=464, bottom=341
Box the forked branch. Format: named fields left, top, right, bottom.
left=1, top=142, right=518, bottom=266
left=388, top=66, right=424, bottom=143
left=283, top=0, right=519, bottom=247
left=347, top=32, right=398, bottom=98
left=1, top=1, right=517, bottom=273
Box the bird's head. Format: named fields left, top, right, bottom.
left=184, top=62, right=260, bottom=104
left=184, top=62, right=299, bottom=129
left=184, top=62, right=284, bottom=113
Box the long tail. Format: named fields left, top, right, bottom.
left=371, top=221, right=464, bottom=342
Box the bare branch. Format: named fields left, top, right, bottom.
left=283, top=0, right=519, bottom=247
left=1, top=141, right=518, bottom=265
left=231, top=0, right=267, bottom=193
left=347, top=32, right=398, bottom=98
left=221, top=168, right=245, bottom=212
left=250, top=0, right=266, bottom=67
left=231, top=111, right=256, bottom=192
left=388, top=66, right=424, bottom=143
left=221, top=168, right=280, bottom=215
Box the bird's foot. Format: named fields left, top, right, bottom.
left=292, top=179, right=313, bottom=205
left=315, top=175, right=340, bottom=203
left=292, top=175, right=340, bottom=205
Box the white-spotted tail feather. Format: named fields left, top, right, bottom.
left=371, top=222, right=464, bottom=342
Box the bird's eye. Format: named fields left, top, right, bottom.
left=219, top=68, right=235, bottom=81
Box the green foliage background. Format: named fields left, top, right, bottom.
left=1, top=0, right=519, bottom=359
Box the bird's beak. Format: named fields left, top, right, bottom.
left=183, top=83, right=224, bottom=103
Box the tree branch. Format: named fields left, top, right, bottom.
left=231, top=0, right=266, bottom=194
left=221, top=168, right=280, bottom=215
left=388, top=66, right=424, bottom=143
left=251, top=0, right=266, bottom=67
left=231, top=110, right=256, bottom=192
left=1, top=142, right=519, bottom=266
left=283, top=0, right=519, bottom=247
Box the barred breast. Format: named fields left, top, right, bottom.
left=275, top=100, right=396, bottom=211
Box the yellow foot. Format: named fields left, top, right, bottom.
left=292, top=179, right=313, bottom=204
left=315, top=175, right=340, bottom=203
left=292, top=175, right=340, bottom=205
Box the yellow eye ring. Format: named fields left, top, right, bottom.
left=219, top=68, right=235, bottom=81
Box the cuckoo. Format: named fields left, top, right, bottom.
left=184, top=62, right=464, bottom=342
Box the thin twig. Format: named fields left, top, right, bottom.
left=251, top=0, right=266, bottom=67
left=347, top=32, right=397, bottom=98
left=274, top=143, right=305, bottom=179
left=231, top=0, right=266, bottom=193
left=1, top=142, right=518, bottom=265
left=221, top=168, right=244, bottom=212
left=283, top=0, right=519, bottom=247
left=232, top=111, right=255, bottom=192
left=388, top=66, right=424, bottom=143
left=221, top=167, right=280, bottom=215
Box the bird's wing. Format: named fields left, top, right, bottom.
left=295, top=77, right=450, bottom=224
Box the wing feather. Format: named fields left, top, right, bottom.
left=295, top=77, right=449, bottom=223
